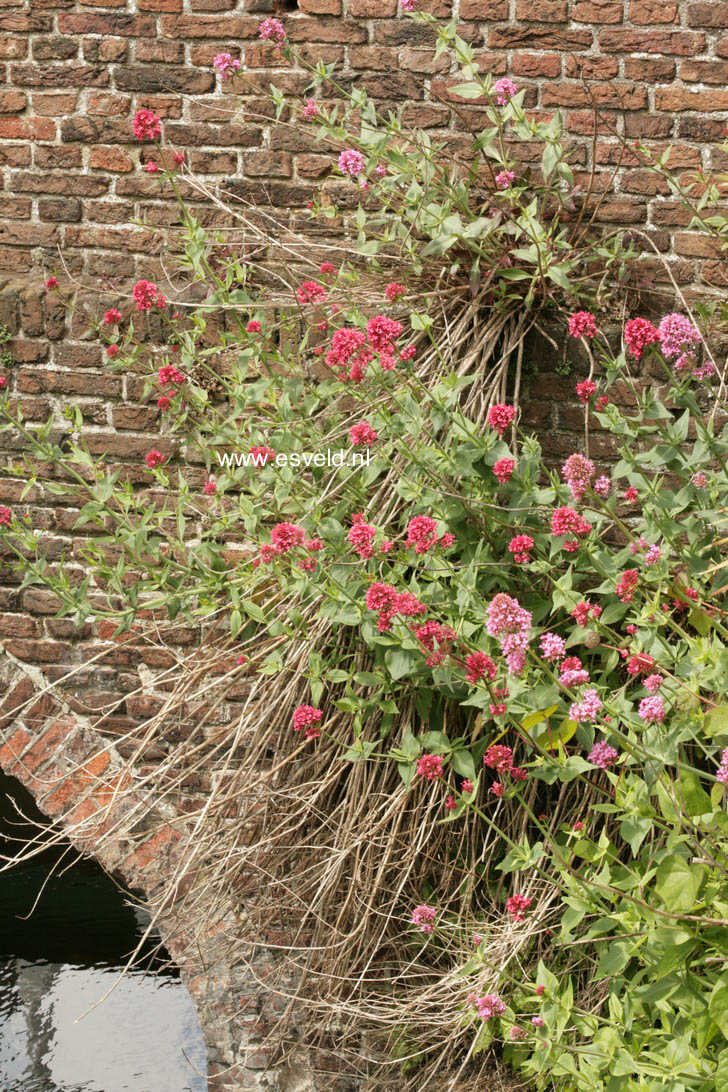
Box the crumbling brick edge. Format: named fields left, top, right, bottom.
left=0, top=644, right=314, bottom=1092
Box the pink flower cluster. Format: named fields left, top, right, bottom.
left=493, top=77, right=518, bottom=105
left=588, top=740, right=618, bottom=769
left=551, top=506, right=591, bottom=547
left=562, top=453, right=595, bottom=503
left=213, top=53, right=240, bottom=80
left=258, top=17, right=286, bottom=43
left=506, top=893, right=532, bottom=922
left=568, top=311, right=597, bottom=339
left=338, top=149, right=366, bottom=178
left=569, top=688, right=602, bottom=723
left=658, top=312, right=701, bottom=367
left=638, top=694, right=665, bottom=723
left=0, top=506, right=12, bottom=526
left=571, top=601, right=601, bottom=626
left=717, top=749, right=728, bottom=785
left=385, top=282, right=407, bottom=302
left=411, top=903, right=436, bottom=933
left=103, top=308, right=122, bottom=325
left=248, top=445, right=275, bottom=466
left=495, top=169, right=516, bottom=189
left=486, top=593, right=531, bottom=676
left=256, top=522, right=323, bottom=571
left=539, top=632, right=566, bottom=661
left=487, top=403, right=516, bottom=436
left=349, top=421, right=378, bottom=447
left=133, top=279, right=166, bottom=311
left=559, top=656, right=589, bottom=687
left=493, top=457, right=515, bottom=483
left=292, top=704, right=323, bottom=740
left=348, top=513, right=379, bottom=559
left=145, top=449, right=165, bottom=469
left=158, top=364, right=186, bottom=386
left=476, top=994, right=506, bottom=1021
left=417, top=753, right=444, bottom=781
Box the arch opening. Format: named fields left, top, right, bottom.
left=0, top=769, right=208, bottom=1092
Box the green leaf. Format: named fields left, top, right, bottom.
left=654, top=854, right=705, bottom=913
left=705, top=705, right=728, bottom=738
left=451, top=749, right=476, bottom=779
left=689, top=607, right=712, bottom=636
left=449, top=81, right=485, bottom=100
left=709, top=974, right=728, bottom=1037
left=385, top=647, right=419, bottom=681
left=678, top=768, right=713, bottom=817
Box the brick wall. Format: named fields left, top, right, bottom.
left=0, top=2, right=727, bottom=722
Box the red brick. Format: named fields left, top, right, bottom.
left=541, top=83, right=648, bottom=110
left=0, top=726, right=32, bottom=772
left=680, top=60, right=728, bottom=84
left=89, top=146, right=135, bottom=172
left=687, top=3, right=728, bottom=27
left=623, top=57, right=675, bottom=81
left=515, top=0, right=567, bottom=19
left=573, top=0, right=623, bottom=20
left=460, top=0, right=508, bottom=15
left=19, top=716, right=75, bottom=773
left=0, top=90, right=27, bottom=113
left=630, top=0, right=679, bottom=22
left=656, top=89, right=728, bottom=112
left=564, top=55, right=618, bottom=79
left=299, top=0, right=342, bottom=11
left=511, top=51, right=561, bottom=77
left=599, top=30, right=705, bottom=55
left=126, top=823, right=181, bottom=870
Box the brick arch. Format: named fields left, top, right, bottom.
left=0, top=645, right=308, bottom=1092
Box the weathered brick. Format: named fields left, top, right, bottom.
left=599, top=30, right=705, bottom=55
left=630, top=0, right=679, bottom=22
left=573, top=0, right=623, bottom=20
left=656, top=88, right=728, bottom=112
left=687, top=3, right=728, bottom=27
left=515, top=0, right=567, bottom=20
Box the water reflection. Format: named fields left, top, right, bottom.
left=0, top=771, right=207, bottom=1091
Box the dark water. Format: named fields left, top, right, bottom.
left=0, top=771, right=207, bottom=1091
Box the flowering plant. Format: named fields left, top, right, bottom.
left=2, top=10, right=728, bottom=1090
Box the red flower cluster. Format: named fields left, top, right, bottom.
left=568, top=311, right=597, bottom=339
left=508, top=534, right=534, bottom=564
left=406, top=515, right=453, bottom=555
left=575, top=378, right=596, bottom=404
left=487, top=403, right=516, bottom=436
left=364, top=582, right=426, bottom=632
left=414, top=620, right=456, bottom=667
left=296, top=280, right=328, bottom=305
left=158, top=365, right=186, bottom=386
left=624, top=317, right=660, bottom=361
left=133, top=108, right=161, bottom=141
left=616, top=569, right=639, bottom=603
left=292, top=704, right=323, bottom=740
left=133, top=280, right=166, bottom=311
left=465, top=651, right=497, bottom=685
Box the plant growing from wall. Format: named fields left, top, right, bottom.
left=1, top=10, right=728, bottom=1090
